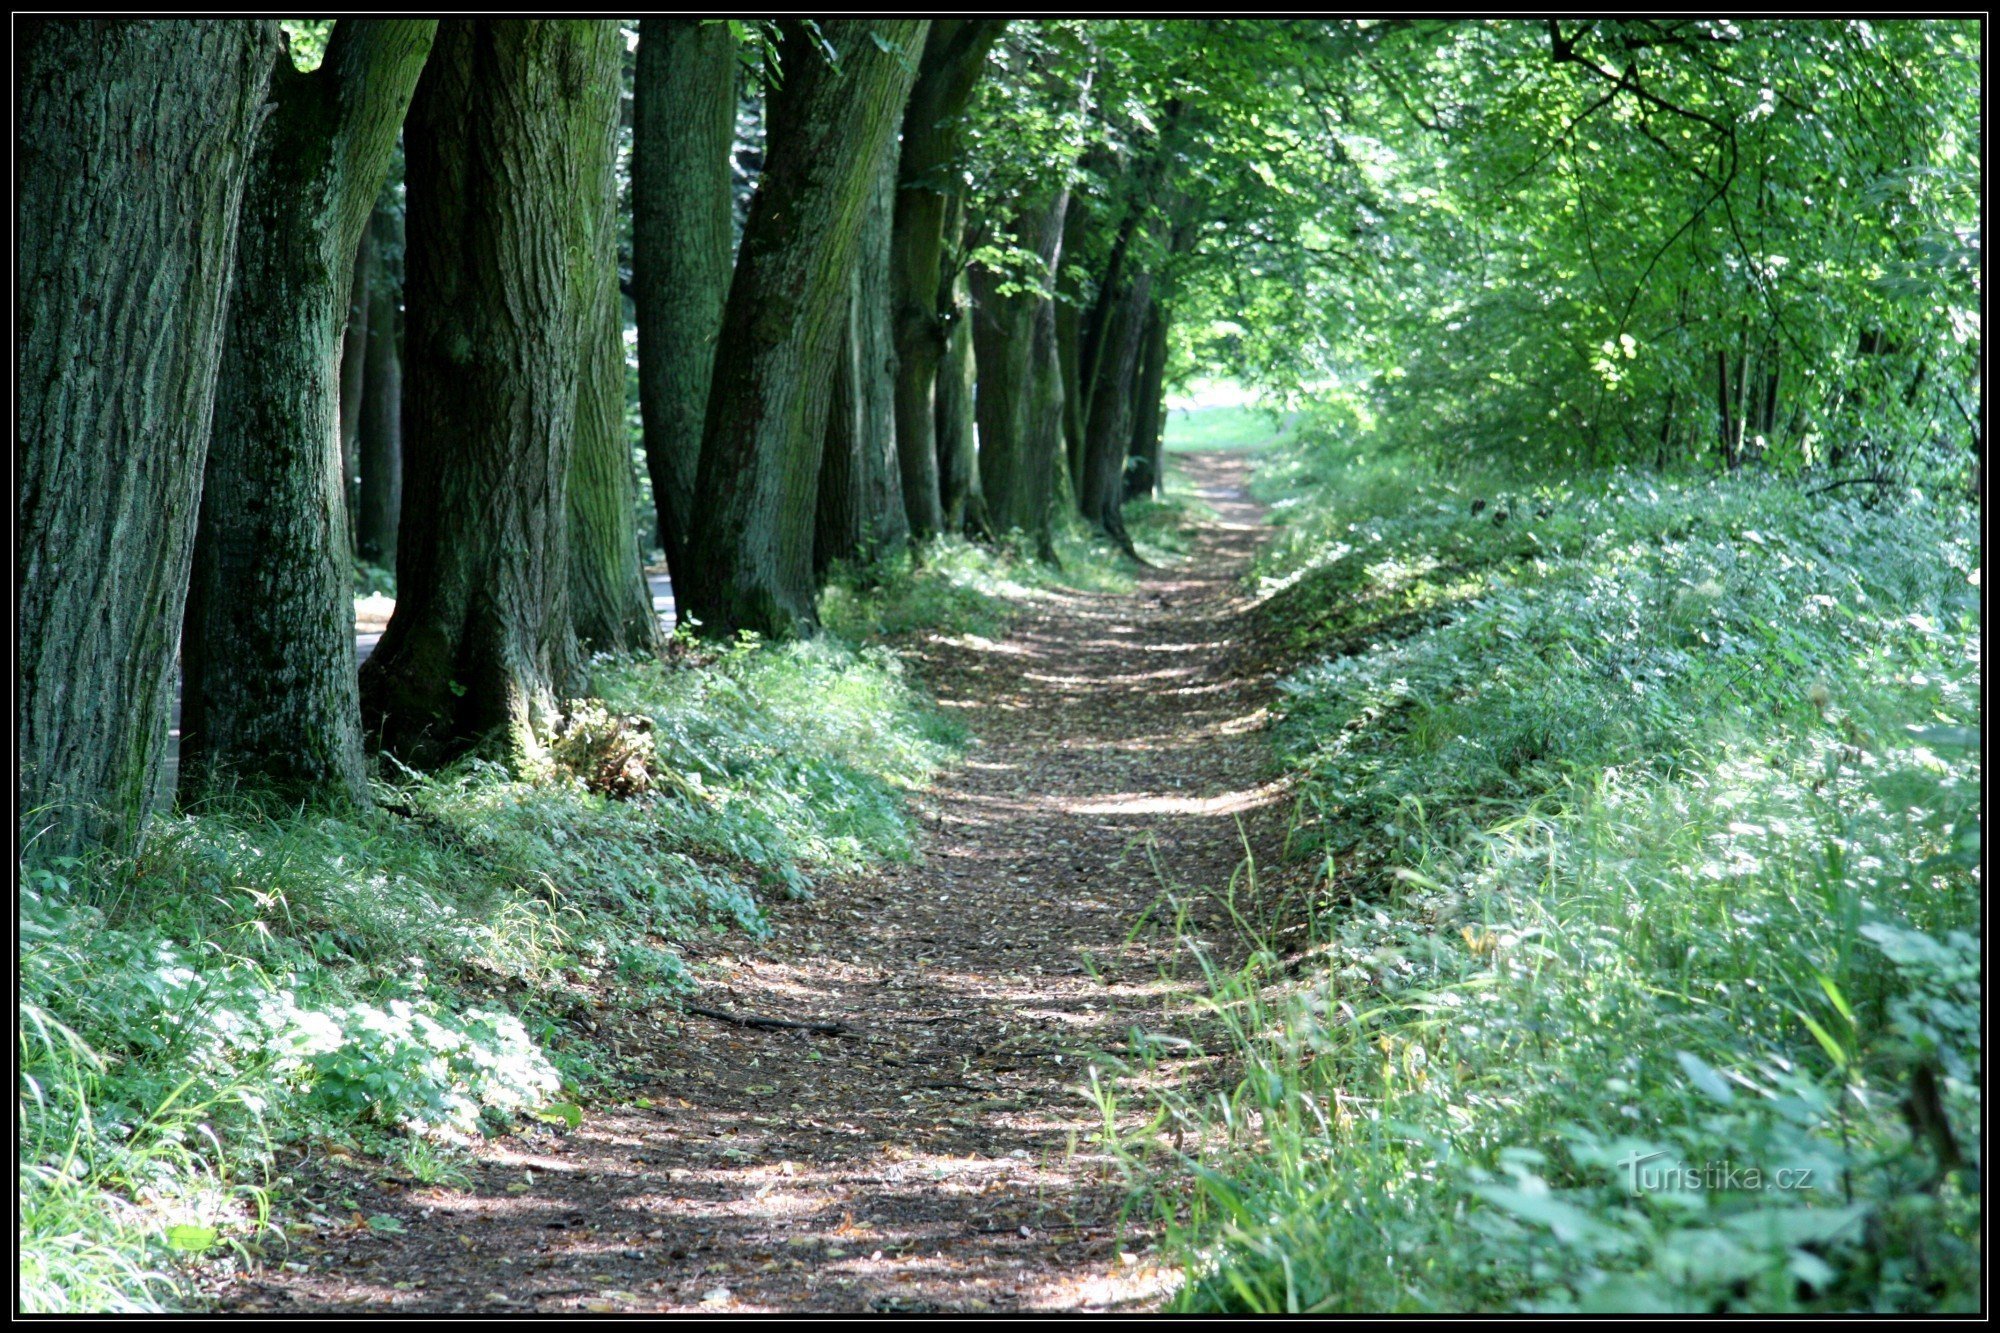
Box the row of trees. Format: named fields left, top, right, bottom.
left=21, top=19, right=1977, bottom=859
left=17, top=18, right=1229, bottom=857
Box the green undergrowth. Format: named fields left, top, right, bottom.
left=821, top=483, right=1203, bottom=640
left=1100, top=411, right=1981, bottom=1313
left=19, top=631, right=955, bottom=1312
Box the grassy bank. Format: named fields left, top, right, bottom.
left=1103, top=415, right=1982, bottom=1313
left=16, top=488, right=1208, bottom=1313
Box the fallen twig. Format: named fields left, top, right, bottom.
left=684, top=1002, right=850, bottom=1035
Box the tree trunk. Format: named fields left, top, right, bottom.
left=360, top=19, right=620, bottom=765
left=935, top=197, right=983, bottom=533
left=1055, top=193, right=1098, bottom=498
left=1717, top=348, right=1736, bottom=471
left=1025, top=280, right=1070, bottom=564
left=1080, top=272, right=1154, bottom=553
left=181, top=20, right=435, bottom=808
left=338, top=227, right=374, bottom=531
left=568, top=94, right=659, bottom=656
left=633, top=18, right=736, bottom=593
left=1126, top=302, right=1170, bottom=501
left=18, top=19, right=279, bottom=855
left=355, top=197, right=404, bottom=565
left=889, top=20, right=1008, bottom=540
left=973, top=184, right=1071, bottom=547
left=682, top=19, right=928, bottom=639
left=815, top=154, right=909, bottom=577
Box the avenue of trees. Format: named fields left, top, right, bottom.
left=19, top=19, right=1979, bottom=859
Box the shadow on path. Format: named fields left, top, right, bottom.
left=221, top=451, right=1288, bottom=1314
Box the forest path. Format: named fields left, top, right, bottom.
left=224, top=451, right=1290, bottom=1314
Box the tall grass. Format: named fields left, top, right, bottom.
left=1101, top=411, right=1981, bottom=1312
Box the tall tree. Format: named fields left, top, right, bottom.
left=18, top=19, right=279, bottom=855
left=1054, top=198, right=1097, bottom=498
left=568, top=79, right=659, bottom=655
left=889, top=20, right=1008, bottom=538
left=815, top=153, right=910, bottom=576
left=337, top=229, right=374, bottom=528
left=360, top=19, right=622, bottom=764
left=1079, top=269, right=1155, bottom=552
left=1126, top=303, right=1170, bottom=501
left=632, top=18, right=737, bottom=594
left=934, top=196, right=984, bottom=533
left=974, top=186, right=1073, bottom=550
left=681, top=19, right=929, bottom=639
left=180, top=19, right=436, bottom=808
left=355, top=194, right=405, bottom=565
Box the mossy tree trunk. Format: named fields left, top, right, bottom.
left=355, top=195, right=405, bottom=565
left=974, top=183, right=1072, bottom=550
left=935, top=196, right=984, bottom=534
left=360, top=19, right=621, bottom=765
left=1055, top=194, right=1097, bottom=499
left=338, top=227, right=374, bottom=530
left=889, top=20, right=1007, bottom=540
left=633, top=18, right=736, bottom=593
left=568, top=89, right=659, bottom=655
left=180, top=19, right=436, bottom=808
left=815, top=154, right=910, bottom=577
left=682, top=19, right=928, bottom=639
left=18, top=19, right=279, bottom=855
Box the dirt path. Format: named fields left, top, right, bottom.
left=222, top=451, right=1290, bottom=1314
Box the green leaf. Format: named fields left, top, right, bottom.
left=1675, top=1051, right=1736, bottom=1104
left=165, top=1223, right=219, bottom=1252
left=1471, top=1182, right=1618, bottom=1247
left=1791, top=1009, right=1848, bottom=1071
left=537, top=1101, right=585, bottom=1130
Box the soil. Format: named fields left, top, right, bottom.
left=213, top=451, right=1296, bottom=1314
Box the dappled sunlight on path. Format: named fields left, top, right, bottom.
left=220, top=452, right=1287, bottom=1315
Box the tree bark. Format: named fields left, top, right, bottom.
left=1717, top=348, right=1736, bottom=471
left=973, top=183, right=1072, bottom=549
left=569, top=87, right=659, bottom=656
left=181, top=20, right=435, bottom=808
left=355, top=197, right=404, bottom=565
left=633, top=18, right=736, bottom=593
left=1055, top=195, right=1097, bottom=498
left=1080, top=271, right=1154, bottom=554
left=1025, top=277, right=1071, bottom=565
left=889, top=20, right=1008, bottom=540
left=1125, top=302, right=1169, bottom=501
left=682, top=19, right=928, bottom=639
left=338, top=227, right=374, bottom=529
left=935, top=196, right=984, bottom=534
left=18, top=19, right=279, bottom=855
left=360, top=19, right=620, bottom=764
left=815, top=154, right=909, bottom=576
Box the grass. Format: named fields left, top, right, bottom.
left=822, top=484, right=1204, bottom=640
left=16, top=474, right=1204, bottom=1313
left=18, top=622, right=958, bottom=1311
left=1096, top=408, right=1982, bottom=1313
left=1163, top=403, right=1297, bottom=454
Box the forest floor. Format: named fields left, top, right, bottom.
left=216, top=451, right=1291, bottom=1314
